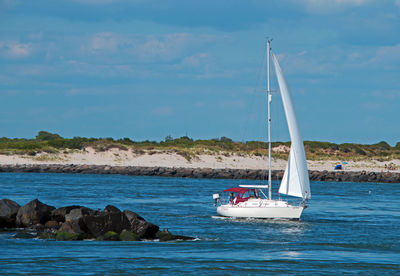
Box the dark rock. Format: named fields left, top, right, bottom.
left=0, top=199, right=21, bottom=228
left=39, top=232, right=56, bottom=239
left=58, top=221, right=82, bottom=234
left=171, top=234, right=196, bottom=241
left=119, top=229, right=140, bottom=241
left=51, top=205, right=82, bottom=222
left=30, top=223, right=46, bottom=231
left=81, top=211, right=131, bottom=238
left=156, top=229, right=195, bottom=242
left=1, top=164, right=400, bottom=183
left=44, top=220, right=59, bottom=229
left=13, top=231, right=37, bottom=239
left=16, top=199, right=55, bottom=227
left=123, top=210, right=159, bottom=239
left=55, top=220, right=84, bottom=240
left=104, top=205, right=121, bottom=213
left=65, top=207, right=95, bottom=224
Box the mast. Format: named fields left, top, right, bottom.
left=267, top=39, right=272, bottom=200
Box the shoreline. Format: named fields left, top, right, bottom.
left=1, top=164, right=399, bottom=183
left=1, top=148, right=399, bottom=172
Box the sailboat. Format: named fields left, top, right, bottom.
left=212, top=40, right=311, bottom=219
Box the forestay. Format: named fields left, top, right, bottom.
left=272, top=53, right=311, bottom=199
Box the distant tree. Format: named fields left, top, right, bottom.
left=374, top=141, right=391, bottom=150
left=395, top=142, right=400, bottom=149
left=165, top=135, right=173, bottom=142
left=220, top=136, right=233, bottom=143
left=36, top=131, right=62, bottom=141
left=120, top=137, right=134, bottom=144
left=179, top=136, right=193, bottom=141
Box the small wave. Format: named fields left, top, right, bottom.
left=211, top=215, right=300, bottom=224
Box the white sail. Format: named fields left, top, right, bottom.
left=272, top=53, right=311, bottom=199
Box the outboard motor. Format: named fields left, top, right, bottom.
left=213, top=193, right=220, bottom=206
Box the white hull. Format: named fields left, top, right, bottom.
left=217, top=199, right=304, bottom=219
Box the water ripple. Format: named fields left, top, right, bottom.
left=0, top=173, right=399, bottom=274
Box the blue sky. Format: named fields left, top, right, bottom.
left=1, top=0, right=399, bottom=144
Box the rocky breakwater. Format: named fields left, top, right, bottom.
left=0, top=198, right=194, bottom=242
left=1, top=164, right=399, bottom=183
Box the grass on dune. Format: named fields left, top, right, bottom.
left=1, top=131, right=400, bottom=162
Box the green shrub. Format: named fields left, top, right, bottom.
left=36, top=131, right=62, bottom=141
left=40, top=232, right=56, bottom=239
left=119, top=230, right=140, bottom=241
left=55, top=232, right=81, bottom=241
left=372, top=141, right=391, bottom=150
left=97, top=231, right=119, bottom=241
left=156, top=231, right=174, bottom=242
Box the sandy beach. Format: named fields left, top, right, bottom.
left=0, top=147, right=399, bottom=173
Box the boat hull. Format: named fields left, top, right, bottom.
left=217, top=200, right=304, bottom=219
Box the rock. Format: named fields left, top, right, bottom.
left=51, top=205, right=82, bottom=222
left=55, top=221, right=84, bottom=240
left=104, top=205, right=120, bottom=213
left=13, top=231, right=37, bottom=239
left=1, top=197, right=190, bottom=242
left=58, top=221, right=82, bottom=235
left=16, top=199, right=55, bottom=227
left=119, top=229, right=140, bottom=241
left=123, top=210, right=159, bottom=239
left=170, top=234, right=196, bottom=241
left=81, top=211, right=131, bottom=238
left=39, top=232, right=56, bottom=239
left=30, top=223, right=46, bottom=231
left=44, top=220, right=59, bottom=229
left=0, top=199, right=21, bottom=228
left=65, top=207, right=95, bottom=224
left=2, top=164, right=400, bottom=183
left=155, top=230, right=194, bottom=242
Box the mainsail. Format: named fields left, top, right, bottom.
left=272, top=53, right=311, bottom=199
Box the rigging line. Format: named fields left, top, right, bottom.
left=238, top=44, right=267, bottom=185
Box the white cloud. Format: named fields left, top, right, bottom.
left=181, top=53, right=209, bottom=67
left=275, top=51, right=330, bottom=75
left=89, top=32, right=119, bottom=52
left=375, top=43, right=400, bottom=60
left=131, top=33, right=218, bottom=62
left=371, top=89, right=400, bottom=99
left=367, top=43, right=400, bottom=68
left=0, top=41, right=33, bottom=58
left=82, top=32, right=225, bottom=63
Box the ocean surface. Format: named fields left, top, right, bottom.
left=0, top=173, right=399, bottom=275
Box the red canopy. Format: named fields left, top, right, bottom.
left=223, top=187, right=248, bottom=194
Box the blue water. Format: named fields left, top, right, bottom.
left=0, top=173, right=399, bottom=275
